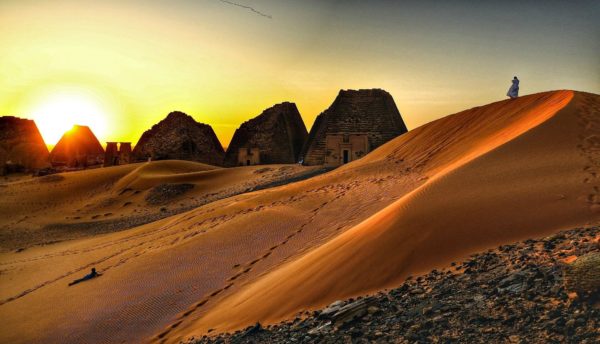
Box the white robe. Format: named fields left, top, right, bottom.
left=507, top=79, right=519, bottom=98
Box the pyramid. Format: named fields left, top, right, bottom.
left=301, top=89, right=408, bottom=166
left=132, top=111, right=225, bottom=166
left=224, top=102, right=308, bottom=166
left=0, top=116, right=50, bottom=174
left=49, top=125, right=104, bottom=167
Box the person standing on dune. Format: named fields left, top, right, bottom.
left=507, top=76, right=519, bottom=99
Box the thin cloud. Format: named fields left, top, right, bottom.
left=218, top=0, right=273, bottom=19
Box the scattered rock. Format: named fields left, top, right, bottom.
left=146, top=183, right=195, bottom=205
left=367, top=306, right=380, bottom=315
left=564, top=252, right=600, bottom=299
left=319, top=300, right=344, bottom=318
left=241, top=322, right=262, bottom=337
left=331, top=299, right=371, bottom=327
left=307, top=321, right=331, bottom=335
left=192, top=226, right=600, bottom=344
left=254, top=167, right=272, bottom=174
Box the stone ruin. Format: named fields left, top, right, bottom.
left=49, top=125, right=105, bottom=168
left=301, top=89, right=408, bottom=166
left=104, top=142, right=132, bottom=167
left=0, top=116, right=50, bottom=175
left=236, top=147, right=261, bottom=166
left=119, top=142, right=132, bottom=164
left=224, top=102, right=308, bottom=166
left=132, top=111, right=225, bottom=166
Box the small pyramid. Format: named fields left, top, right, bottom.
left=224, top=102, right=308, bottom=166
left=0, top=116, right=50, bottom=174
left=132, top=111, right=224, bottom=166
left=50, top=125, right=104, bottom=167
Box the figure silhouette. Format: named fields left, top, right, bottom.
left=68, top=268, right=101, bottom=286
left=507, top=76, right=519, bottom=99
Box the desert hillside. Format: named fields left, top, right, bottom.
left=196, top=225, right=600, bottom=343
left=0, top=90, right=598, bottom=344
left=182, top=90, right=600, bottom=339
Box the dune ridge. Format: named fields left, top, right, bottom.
left=183, top=90, right=600, bottom=338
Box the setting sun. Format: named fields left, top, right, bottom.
left=28, top=90, right=109, bottom=146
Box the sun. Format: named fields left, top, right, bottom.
left=29, top=91, right=109, bottom=146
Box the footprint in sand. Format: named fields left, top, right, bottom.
left=227, top=272, right=243, bottom=281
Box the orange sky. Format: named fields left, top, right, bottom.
left=1, top=0, right=598, bottom=149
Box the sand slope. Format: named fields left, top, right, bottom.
left=186, top=90, right=600, bottom=335
left=0, top=91, right=598, bottom=344
left=0, top=148, right=420, bottom=343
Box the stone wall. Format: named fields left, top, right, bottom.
left=104, top=142, right=119, bottom=167
left=237, top=147, right=261, bottom=166
left=324, top=134, right=369, bottom=166
left=104, top=142, right=132, bottom=167
left=119, top=142, right=132, bottom=164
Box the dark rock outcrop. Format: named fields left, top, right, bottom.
left=194, top=226, right=600, bottom=344
left=564, top=252, right=600, bottom=298
left=224, top=102, right=308, bottom=166
left=49, top=125, right=104, bottom=167
left=301, top=89, right=408, bottom=166
left=133, top=112, right=224, bottom=166
left=0, top=116, right=50, bottom=174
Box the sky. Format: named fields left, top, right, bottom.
left=1, top=0, right=598, bottom=149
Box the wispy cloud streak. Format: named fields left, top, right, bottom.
left=218, top=0, right=272, bottom=19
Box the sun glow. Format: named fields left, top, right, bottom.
left=28, top=91, right=109, bottom=146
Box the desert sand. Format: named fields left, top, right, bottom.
left=187, top=90, right=600, bottom=337
left=195, top=225, right=600, bottom=343
left=0, top=160, right=323, bottom=250
left=0, top=90, right=598, bottom=344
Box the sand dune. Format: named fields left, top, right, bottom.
left=0, top=160, right=321, bottom=250
left=0, top=148, right=416, bottom=343
left=0, top=90, right=598, bottom=344
left=185, top=90, right=600, bottom=336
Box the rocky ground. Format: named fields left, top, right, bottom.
left=193, top=226, right=600, bottom=344
left=145, top=183, right=196, bottom=205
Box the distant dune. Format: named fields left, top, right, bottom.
left=0, top=90, right=598, bottom=344
left=0, top=160, right=322, bottom=250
